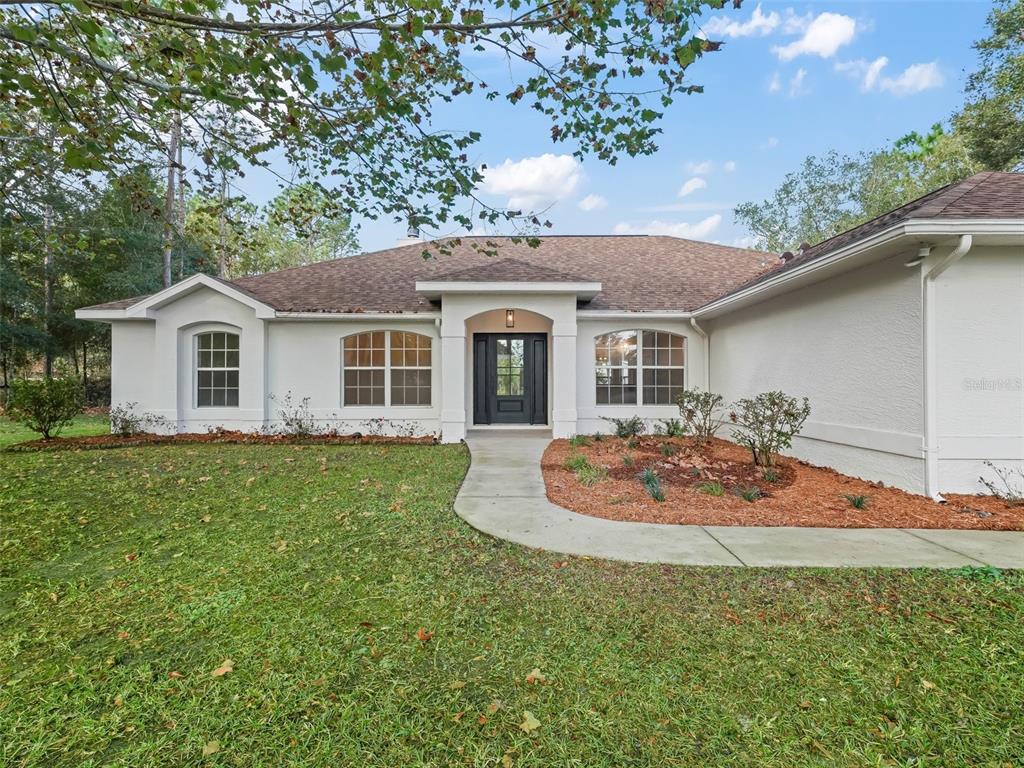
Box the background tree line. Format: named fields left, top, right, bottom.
left=735, top=0, right=1023, bottom=253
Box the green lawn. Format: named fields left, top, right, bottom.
left=0, top=413, right=110, bottom=448
left=1, top=443, right=1021, bottom=767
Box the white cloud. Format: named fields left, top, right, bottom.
left=772, top=12, right=856, bottom=61
left=677, top=177, right=707, bottom=198
left=701, top=3, right=779, bottom=38
left=768, top=72, right=782, bottom=93
left=686, top=160, right=714, bottom=175
left=612, top=214, right=722, bottom=240
left=836, top=57, right=944, bottom=96
left=880, top=62, right=944, bottom=95
left=577, top=193, right=608, bottom=212
left=479, top=153, right=582, bottom=210
left=789, top=68, right=809, bottom=97
left=732, top=235, right=758, bottom=249
left=723, top=160, right=737, bottom=173
left=760, top=136, right=779, bottom=150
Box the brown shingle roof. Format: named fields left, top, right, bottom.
left=223, top=235, right=774, bottom=313
left=428, top=257, right=590, bottom=283
left=710, top=171, right=1024, bottom=305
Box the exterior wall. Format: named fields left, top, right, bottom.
left=934, top=245, right=1024, bottom=493
left=709, top=256, right=927, bottom=493
left=110, top=322, right=156, bottom=410
left=575, top=317, right=706, bottom=435
left=266, top=319, right=440, bottom=437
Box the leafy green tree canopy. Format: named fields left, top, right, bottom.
left=1, top=0, right=730, bottom=234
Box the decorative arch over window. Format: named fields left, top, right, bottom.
left=195, top=330, right=240, bottom=407
left=594, top=330, right=685, bottom=406
left=342, top=331, right=432, bottom=407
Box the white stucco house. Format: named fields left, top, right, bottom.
left=78, top=172, right=1024, bottom=496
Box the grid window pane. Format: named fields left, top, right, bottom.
left=594, top=332, right=638, bottom=405
left=196, top=331, right=240, bottom=408
left=389, top=331, right=432, bottom=407
left=640, top=331, right=685, bottom=405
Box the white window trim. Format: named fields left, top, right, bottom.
left=194, top=330, right=241, bottom=409
left=594, top=329, right=686, bottom=407
left=341, top=331, right=433, bottom=408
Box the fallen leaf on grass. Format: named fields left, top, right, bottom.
left=415, top=627, right=433, bottom=643
left=168, top=670, right=184, bottom=679
left=202, top=741, right=220, bottom=756
left=124, top=553, right=138, bottom=562
left=921, top=679, right=938, bottom=691
left=501, top=754, right=514, bottom=767
left=452, top=711, right=465, bottom=722
left=519, top=711, right=541, bottom=733
left=525, top=668, right=546, bottom=684
left=798, top=699, right=812, bottom=710
left=449, top=680, right=466, bottom=689
left=200, top=515, right=212, bottom=524
left=210, top=659, right=234, bottom=677
left=487, top=700, right=501, bottom=714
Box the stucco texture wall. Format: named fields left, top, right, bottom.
left=709, top=256, right=926, bottom=492
left=934, top=245, right=1024, bottom=493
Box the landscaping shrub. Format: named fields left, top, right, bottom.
left=842, top=493, right=870, bottom=510
left=568, top=434, right=591, bottom=448
left=979, top=461, right=1024, bottom=506
left=5, top=378, right=84, bottom=439
left=621, top=454, right=635, bottom=468
left=675, top=388, right=726, bottom=445
left=654, top=418, right=686, bottom=437
left=271, top=392, right=322, bottom=437
left=638, top=467, right=665, bottom=502
left=761, top=467, right=780, bottom=483
left=695, top=480, right=725, bottom=496
left=564, top=453, right=590, bottom=472
left=576, top=463, right=608, bottom=487
left=109, top=402, right=169, bottom=437
left=729, top=391, right=811, bottom=467
left=733, top=484, right=763, bottom=502
left=659, top=442, right=677, bottom=457
left=604, top=415, right=646, bottom=438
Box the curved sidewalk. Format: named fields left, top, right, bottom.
left=454, top=432, right=1024, bottom=569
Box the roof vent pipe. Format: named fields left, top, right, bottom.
left=395, top=214, right=425, bottom=248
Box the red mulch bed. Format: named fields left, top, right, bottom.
left=542, top=436, right=1024, bottom=530
left=7, top=430, right=437, bottom=452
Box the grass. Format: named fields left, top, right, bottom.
left=843, top=493, right=871, bottom=510
left=696, top=480, right=726, bottom=497
left=2, top=443, right=1023, bottom=766
left=0, top=412, right=109, bottom=449
left=734, top=484, right=764, bottom=502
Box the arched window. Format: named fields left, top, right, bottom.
left=342, top=331, right=432, bottom=407
left=196, top=331, right=239, bottom=407
left=595, top=330, right=684, bottom=406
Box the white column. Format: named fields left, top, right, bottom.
left=440, top=320, right=467, bottom=443
left=551, top=319, right=577, bottom=438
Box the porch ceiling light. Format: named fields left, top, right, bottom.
left=505, top=309, right=515, bottom=328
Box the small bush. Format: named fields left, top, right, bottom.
left=568, top=434, right=591, bottom=449
left=5, top=378, right=84, bottom=439
left=729, top=391, right=811, bottom=467
left=639, top=467, right=665, bottom=502
left=271, top=392, right=321, bottom=437
left=979, top=461, right=1024, bottom=506
left=695, top=480, right=725, bottom=496
left=761, top=468, right=780, bottom=483
left=592, top=432, right=604, bottom=442
left=654, top=418, right=686, bottom=438
left=675, top=388, right=726, bottom=445
left=577, top=463, right=608, bottom=487
left=659, top=442, right=678, bottom=457
left=622, top=454, right=635, bottom=468
left=604, top=415, right=646, bottom=439
left=564, top=453, right=590, bottom=472
left=110, top=402, right=169, bottom=436
left=842, top=493, right=870, bottom=510
left=733, top=485, right=762, bottom=502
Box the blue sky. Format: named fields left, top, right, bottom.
left=246, top=1, right=993, bottom=252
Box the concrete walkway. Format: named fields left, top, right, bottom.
left=454, top=432, right=1024, bottom=569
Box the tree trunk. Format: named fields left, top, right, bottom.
left=43, top=202, right=53, bottom=378
left=82, top=341, right=88, bottom=388
left=217, top=169, right=227, bottom=277
left=176, top=122, right=186, bottom=279
left=161, top=120, right=180, bottom=289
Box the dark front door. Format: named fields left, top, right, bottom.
left=473, top=333, right=547, bottom=425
